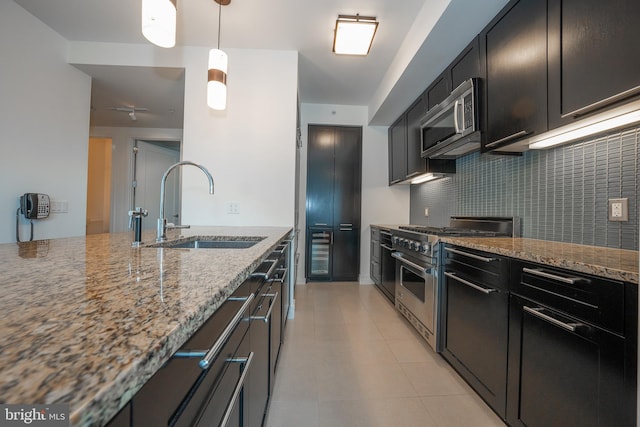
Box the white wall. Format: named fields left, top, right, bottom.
left=181, top=48, right=298, bottom=227
left=299, top=104, right=410, bottom=285
left=89, top=127, right=183, bottom=233
left=71, top=44, right=298, bottom=231
left=0, top=1, right=91, bottom=243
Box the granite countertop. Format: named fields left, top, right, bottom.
left=0, top=226, right=292, bottom=426
left=372, top=225, right=638, bottom=284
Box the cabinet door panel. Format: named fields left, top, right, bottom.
left=507, top=295, right=633, bottom=427
left=485, top=0, right=547, bottom=148
left=450, top=37, right=482, bottom=90
left=389, top=117, right=407, bottom=184
left=406, top=97, right=428, bottom=178
left=444, top=275, right=508, bottom=417
left=332, top=228, right=359, bottom=281
left=306, top=126, right=334, bottom=226
left=427, top=74, right=450, bottom=110
left=333, top=127, right=362, bottom=225
left=548, top=0, right=640, bottom=127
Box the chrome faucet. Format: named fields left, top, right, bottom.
left=157, top=161, right=214, bottom=242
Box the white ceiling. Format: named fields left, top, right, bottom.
left=13, top=0, right=509, bottom=128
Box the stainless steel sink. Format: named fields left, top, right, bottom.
left=147, top=236, right=265, bottom=249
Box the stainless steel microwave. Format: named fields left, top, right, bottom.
left=420, top=78, right=481, bottom=159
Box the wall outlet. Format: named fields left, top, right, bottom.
left=226, top=201, right=240, bottom=215
left=424, top=208, right=429, bottom=217
left=608, top=198, right=628, bottom=221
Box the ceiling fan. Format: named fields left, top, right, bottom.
left=109, top=106, right=149, bottom=121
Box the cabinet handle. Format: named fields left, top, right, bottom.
left=522, top=267, right=589, bottom=285
left=562, top=84, right=640, bottom=118
left=314, top=223, right=328, bottom=226
left=173, top=293, right=255, bottom=370
left=485, top=130, right=530, bottom=148
left=268, top=268, right=288, bottom=284
left=445, top=247, right=495, bottom=262
left=251, top=259, right=279, bottom=281
left=220, top=351, right=255, bottom=427
left=392, top=252, right=432, bottom=272
left=453, top=99, right=462, bottom=134
left=523, top=306, right=581, bottom=332
left=251, top=291, right=279, bottom=323
left=330, top=231, right=334, bottom=245
left=445, top=272, right=497, bottom=295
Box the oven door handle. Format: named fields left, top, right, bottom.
left=392, top=252, right=431, bottom=273
left=445, top=272, right=497, bottom=295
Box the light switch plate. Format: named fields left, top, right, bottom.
left=608, top=198, right=628, bottom=221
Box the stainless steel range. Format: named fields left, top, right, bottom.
left=391, top=217, right=519, bottom=352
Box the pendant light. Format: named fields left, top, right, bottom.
left=208, top=0, right=230, bottom=110
left=141, top=0, right=177, bottom=48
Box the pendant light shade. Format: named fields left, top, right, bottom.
left=141, top=0, right=177, bottom=48
left=208, top=48, right=228, bottom=110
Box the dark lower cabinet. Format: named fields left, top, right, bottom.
left=507, top=263, right=638, bottom=427
left=105, top=403, right=130, bottom=427
left=441, top=245, right=509, bottom=420
left=332, top=227, right=360, bottom=281
left=131, top=293, right=252, bottom=426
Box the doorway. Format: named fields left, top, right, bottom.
left=86, top=137, right=113, bottom=234
left=133, top=140, right=181, bottom=230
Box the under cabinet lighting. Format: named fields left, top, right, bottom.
left=411, top=174, right=441, bottom=185
left=529, top=100, right=640, bottom=149
left=141, top=0, right=177, bottom=48
left=333, top=15, right=378, bottom=56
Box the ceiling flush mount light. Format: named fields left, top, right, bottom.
left=208, top=0, right=230, bottom=110
left=141, top=0, right=177, bottom=48
left=529, top=99, right=640, bottom=149
left=333, top=14, right=379, bottom=56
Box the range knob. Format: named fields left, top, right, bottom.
left=409, top=241, right=417, bottom=250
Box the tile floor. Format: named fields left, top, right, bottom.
left=265, top=282, right=506, bottom=427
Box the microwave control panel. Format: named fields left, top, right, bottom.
left=463, top=93, right=474, bottom=130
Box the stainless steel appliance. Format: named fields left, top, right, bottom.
left=391, top=217, right=519, bottom=352
left=420, top=78, right=481, bottom=159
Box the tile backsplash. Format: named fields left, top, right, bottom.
left=410, top=127, right=639, bottom=250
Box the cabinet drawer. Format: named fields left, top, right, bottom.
left=132, top=294, right=252, bottom=426
left=512, top=261, right=625, bottom=333
left=443, top=245, right=509, bottom=290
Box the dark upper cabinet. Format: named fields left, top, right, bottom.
left=388, top=116, right=407, bottom=184
left=482, top=0, right=548, bottom=151
left=388, top=95, right=456, bottom=186
left=406, top=96, right=428, bottom=179
left=307, top=125, right=362, bottom=227
left=333, top=126, right=362, bottom=226
left=306, top=126, right=334, bottom=226
left=547, top=0, right=640, bottom=128
left=450, top=36, right=483, bottom=90
left=427, top=73, right=450, bottom=111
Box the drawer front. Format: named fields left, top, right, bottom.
left=512, top=261, right=625, bottom=333
left=444, top=245, right=509, bottom=290
left=132, top=297, right=251, bottom=426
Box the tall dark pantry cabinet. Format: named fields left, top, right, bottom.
left=305, top=125, right=362, bottom=281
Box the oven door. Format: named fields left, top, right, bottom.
left=392, top=252, right=436, bottom=334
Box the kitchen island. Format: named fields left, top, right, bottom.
left=0, top=226, right=292, bottom=426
